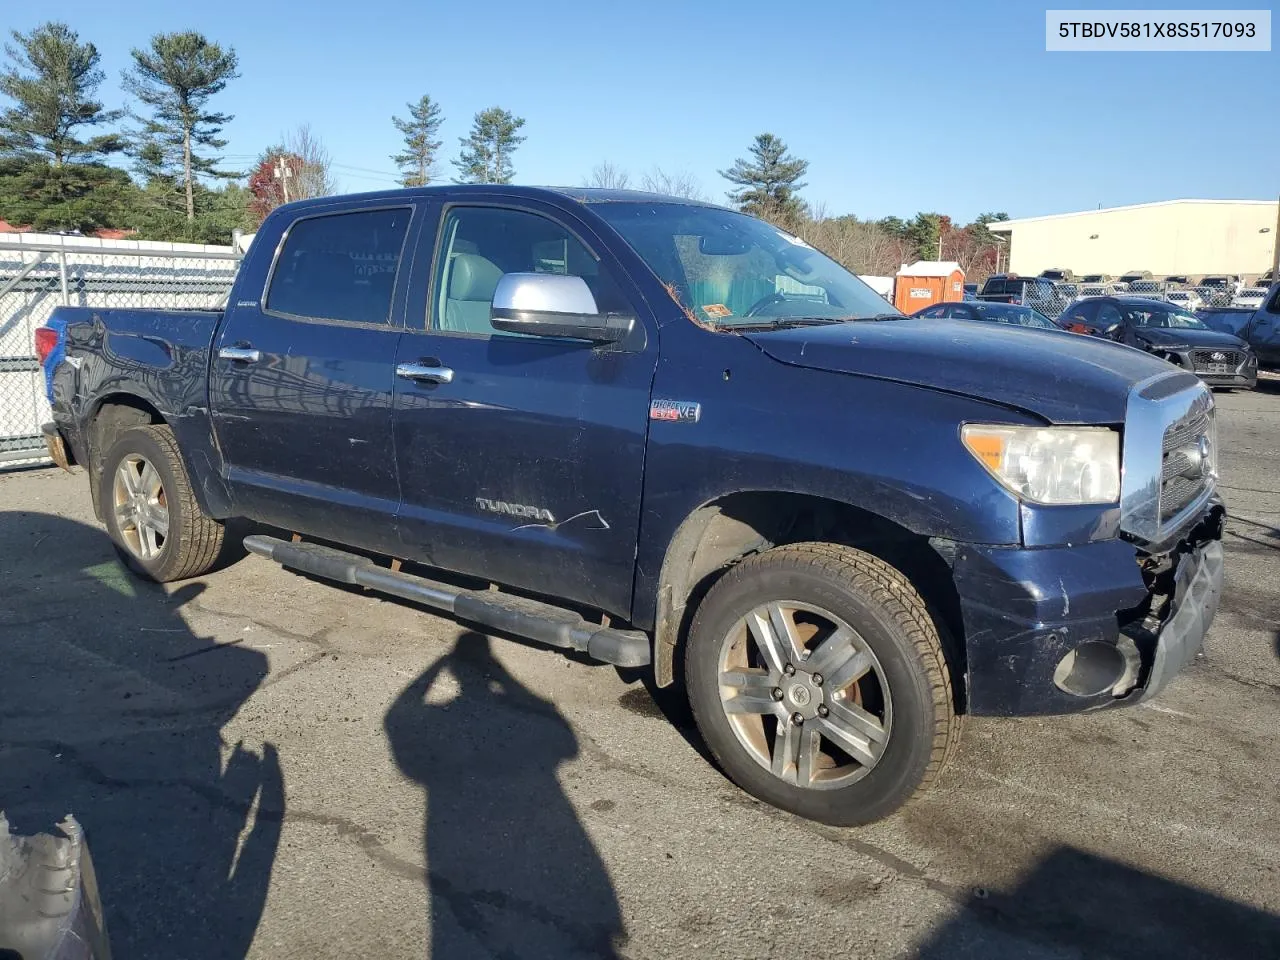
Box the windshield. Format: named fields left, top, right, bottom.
left=1128, top=306, right=1209, bottom=329
left=971, top=303, right=1057, bottom=328
left=592, top=202, right=896, bottom=327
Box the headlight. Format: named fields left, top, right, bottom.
left=961, top=424, right=1121, bottom=505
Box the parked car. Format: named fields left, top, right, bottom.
left=1078, top=282, right=1123, bottom=298
left=1078, top=274, right=1113, bottom=284
left=1057, top=295, right=1257, bottom=389
left=1039, top=268, right=1074, bottom=282
left=1232, top=286, right=1270, bottom=310
left=1198, top=280, right=1280, bottom=368
left=1117, top=270, right=1153, bottom=284
left=962, top=282, right=979, bottom=300
left=1166, top=289, right=1205, bottom=313
left=912, top=300, right=1059, bottom=329
left=1197, top=276, right=1242, bottom=305
left=1200, top=275, right=1241, bottom=290
left=36, top=185, right=1227, bottom=826
left=977, top=273, right=1066, bottom=313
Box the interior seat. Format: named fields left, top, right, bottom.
left=442, top=253, right=504, bottom=333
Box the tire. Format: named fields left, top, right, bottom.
left=684, top=542, right=960, bottom=826
left=99, top=424, right=225, bottom=582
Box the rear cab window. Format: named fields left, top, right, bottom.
left=266, top=207, right=412, bottom=324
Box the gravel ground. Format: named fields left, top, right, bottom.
left=2, top=385, right=1278, bottom=960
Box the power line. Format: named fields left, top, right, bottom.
left=335, top=171, right=401, bottom=184
left=331, top=162, right=402, bottom=177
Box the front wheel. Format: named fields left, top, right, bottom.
left=99, top=424, right=225, bottom=582
left=684, top=542, right=960, bottom=825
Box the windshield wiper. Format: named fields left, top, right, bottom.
left=723, top=313, right=906, bottom=331
left=722, top=317, right=847, bottom=330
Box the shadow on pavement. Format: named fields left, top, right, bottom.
left=916, top=846, right=1280, bottom=959
left=0, top=510, right=282, bottom=958
left=385, top=631, right=626, bottom=958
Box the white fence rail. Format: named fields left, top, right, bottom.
left=0, top=234, right=240, bottom=468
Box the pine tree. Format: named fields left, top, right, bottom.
left=719, top=133, right=808, bottom=222
left=0, top=22, right=128, bottom=232
left=0, top=22, right=123, bottom=164
left=391, top=95, right=444, bottom=187
left=124, top=31, right=239, bottom=222
left=453, top=107, right=525, bottom=184
left=908, top=212, right=945, bottom=261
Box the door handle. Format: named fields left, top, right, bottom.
left=219, top=346, right=261, bottom=363
left=396, top=362, right=454, bottom=384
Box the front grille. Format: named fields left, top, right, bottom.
left=1159, top=402, right=1213, bottom=523
left=1191, top=350, right=1242, bottom=370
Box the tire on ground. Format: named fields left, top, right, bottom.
left=98, top=424, right=225, bottom=582
left=684, top=541, right=960, bottom=826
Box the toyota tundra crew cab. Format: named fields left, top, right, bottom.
left=37, top=186, right=1225, bottom=825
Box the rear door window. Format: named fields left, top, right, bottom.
left=267, top=208, right=412, bottom=324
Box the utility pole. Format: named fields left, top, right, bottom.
left=274, top=156, right=294, bottom=204
left=1271, top=193, right=1280, bottom=277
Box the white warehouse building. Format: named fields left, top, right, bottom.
left=988, top=199, right=1279, bottom=279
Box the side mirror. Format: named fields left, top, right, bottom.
left=490, top=273, right=633, bottom=343
left=1103, top=322, right=1121, bottom=337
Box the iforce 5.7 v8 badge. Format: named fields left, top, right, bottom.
left=649, top=399, right=702, bottom=423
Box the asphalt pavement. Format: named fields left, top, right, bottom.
left=2, top=383, right=1278, bottom=959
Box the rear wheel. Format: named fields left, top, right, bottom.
left=99, top=425, right=225, bottom=582
left=684, top=542, right=959, bottom=825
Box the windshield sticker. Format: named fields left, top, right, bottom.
left=702, top=303, right=732, bottom=319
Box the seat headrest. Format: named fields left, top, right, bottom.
left=449, top=253, right=503, bottom=302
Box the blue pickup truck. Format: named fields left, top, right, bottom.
left=1198, top=279, right=1280, bottom=368
left=37, top=186, right=1225, bottom=825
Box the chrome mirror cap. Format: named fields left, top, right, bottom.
left=491, top=272, right=634, bottom=344
left=492, top=272, right=599, bottom=317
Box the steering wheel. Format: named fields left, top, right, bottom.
left=744, top=292, right=789, bottom=317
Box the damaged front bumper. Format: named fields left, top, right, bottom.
left=0, top=813, right=111, bottom=959
left=952, top=503, right=1225, bottom=716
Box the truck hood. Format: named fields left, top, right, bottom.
left=1134, top=327, right=1248, bottom=351
left=742, top=319, right=1172, bottom=424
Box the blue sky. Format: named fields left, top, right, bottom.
left=8, top=0, right=1278, bottom=222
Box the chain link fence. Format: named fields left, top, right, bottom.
left=0, top=236, right=241, bottom=469
left=1022, top=278, right=1270, bottom=321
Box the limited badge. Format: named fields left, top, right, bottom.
left=650, top=399, right=701, bottom=423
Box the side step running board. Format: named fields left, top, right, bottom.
left=242, top=535, right=651, bottom=668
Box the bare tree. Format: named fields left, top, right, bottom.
left=794, top=215, right=912, bottom=277
left=282, top=124, right=334, bottom=201
left=640, top=166, right=704, bottom=201
left=938, top=222, right=1001, bottom=284
left=585, top=161, right=630, bottom=190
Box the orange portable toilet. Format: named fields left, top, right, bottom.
left=893, top=261, right=965, bottom=314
